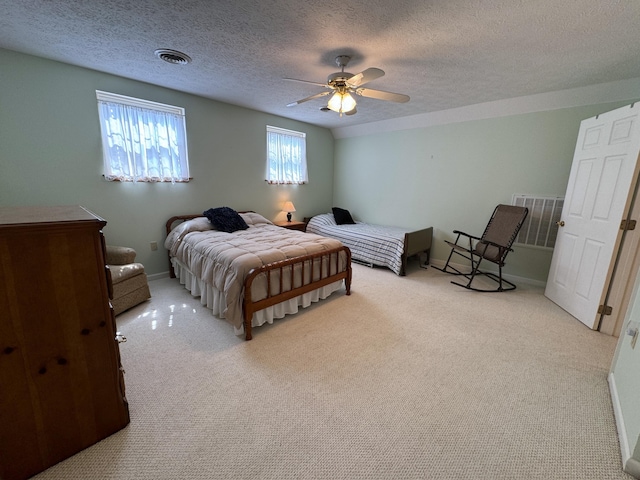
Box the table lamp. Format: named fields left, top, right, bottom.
left=282, top=201, right=296, bottom=222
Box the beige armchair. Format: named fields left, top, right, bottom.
left=106, top=245, right=151, bottom=315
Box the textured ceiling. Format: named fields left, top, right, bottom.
left=2, top=0, right=640, bottom=130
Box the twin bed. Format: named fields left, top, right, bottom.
left=164, top=208, right=432, bottom=340
left=306, top=212, right=433, bottom=276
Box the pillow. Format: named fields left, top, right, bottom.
left=165, top=217, right=214, bottom=256
left=240, top=211, right=273, bottom=227
left=165, top=217, right=212, bottom=246
left=332, top=207, right=355, bottom=225
left=308, top=213, right=336, bottom=227
left=178, top=217, right=214, bottom=234
left=203, top=207, right=249, bottom=233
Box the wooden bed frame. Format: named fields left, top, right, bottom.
left=165, top=214, right=352, bottom=340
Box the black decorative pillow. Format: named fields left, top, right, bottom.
left=332, top=207, right=355, bottom=225
left=203, top=207, right=249, bottom=233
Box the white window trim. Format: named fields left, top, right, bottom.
left=267, top=125, right=306, bottom=139
left=96, top=90, right=184, bottom=115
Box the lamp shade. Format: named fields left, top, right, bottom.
left=327, top=91, right=356, bottom=114
left=282, top=201, right=296, bottom=213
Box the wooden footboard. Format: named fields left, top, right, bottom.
left=400, top=226, right=433, bottom=276
left=243, top=246, right=352, bottom=340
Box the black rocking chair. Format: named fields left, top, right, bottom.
left=434, top=204, right=529, bottom=292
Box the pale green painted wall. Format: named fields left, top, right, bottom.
left=333, top=103, right=631, bottom=282
left=611, top=267, right=640, bottom=476
left=2, top=47, right=632, bottom=283
left=0, top=49, right=335, bottom=276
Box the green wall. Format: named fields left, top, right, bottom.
left=611, top=268, right=640, bottom=477
left=333, top=103, right=632, bottom=282
left=0, top=49, right=335, bottom=276
left=1, top=46, right=635, bottom=284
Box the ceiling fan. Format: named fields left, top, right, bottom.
left=285, top=55, right=410, bottom=116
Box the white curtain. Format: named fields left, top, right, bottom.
left=266, top=127, right=308, bottom=184
left=98, top=101, right=189, bottom=183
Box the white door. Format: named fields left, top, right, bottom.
left=545, top=103, right=640, bottom=329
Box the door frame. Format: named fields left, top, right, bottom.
left=599, top=158, right=640, bottom=336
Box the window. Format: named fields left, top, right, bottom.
left=512, top=194, right=564, bottom=249
left=265, top=126, right=308, bottom=184
left=96, top=91, right=189, bottom=182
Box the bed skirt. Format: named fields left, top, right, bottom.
left=170, top=257, right=343, bottom=335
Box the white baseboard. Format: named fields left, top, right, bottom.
left=627, top=458, right=640, bottom=479
left=429, top=259, right=546, bottom=288
left=147, top=271, right=170, bottom=282
left=609, top=373, right=631, bottom=468
left=608, top=373, right=640, bottom=479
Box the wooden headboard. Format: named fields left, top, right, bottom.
left=165, top=214, right=204, bottom=236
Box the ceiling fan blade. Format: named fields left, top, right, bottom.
left=287, top=91, right=331, bottom=107
left=284, top=78, right=331, bottom=89
left=354, top=87, right=410, bottom=103
left=346, top=68, right=385, bottom=88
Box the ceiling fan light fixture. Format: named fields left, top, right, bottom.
left=285, top=53, right=408, bottom=115
left=327, top=91, right=356, bottom=115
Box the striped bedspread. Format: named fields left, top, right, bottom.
left=307, top=213, right=407, bottom=275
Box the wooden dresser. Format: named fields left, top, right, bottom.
left=0, top=206, right=130, bottom=480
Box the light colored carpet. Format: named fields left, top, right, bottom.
left=33, top=261, right=633, bottom=479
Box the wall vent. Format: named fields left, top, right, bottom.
left=512, top=194, right=564, bottom=249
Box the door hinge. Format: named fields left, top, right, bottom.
left=620, top=219, right=637, bottom=231
left=598, top=304, right=613, bottom=315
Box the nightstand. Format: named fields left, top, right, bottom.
left=275, top=220, right=306, bottom=231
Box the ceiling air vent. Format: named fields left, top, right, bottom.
left=154, top=49, right=191, bottom=65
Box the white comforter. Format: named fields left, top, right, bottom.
left=165, top=212, right=346, bottom=328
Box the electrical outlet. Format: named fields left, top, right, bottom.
left=150, top=241, right=158, bottom=251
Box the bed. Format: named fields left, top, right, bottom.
left=165, top=210, right=352, bottom=340
left=306, top=210, right=433, bottom=276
